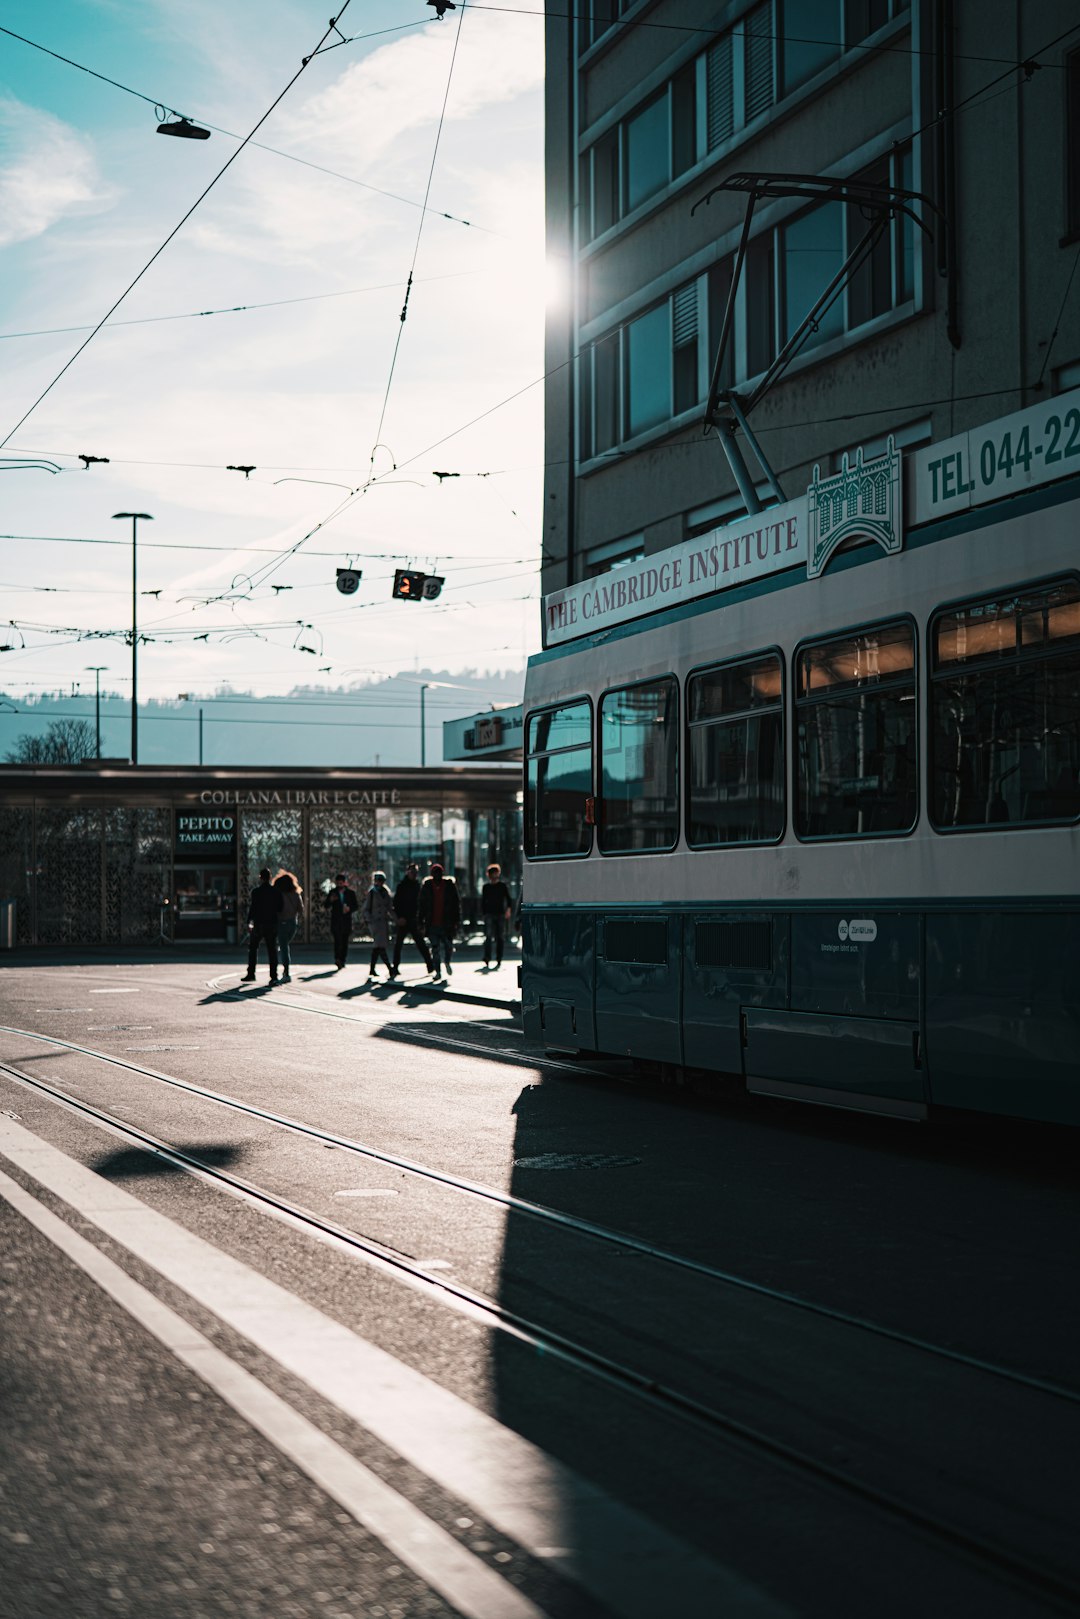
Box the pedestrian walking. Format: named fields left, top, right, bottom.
left=480, top=862, right=513, bottom=968
left=391, top=861, right=434, bottom=976
left=325, top=871, right=359, bottom=970
left=362, top=871, right=394, bottom=980
left=273, top=869, right=304, bottom=983
left=243, top=867, right=283, bottom=983
left=417, top=861, right=461, bottom=978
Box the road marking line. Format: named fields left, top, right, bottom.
left=87, top=988, right=141, bottom=995
left=0, top=1165, right=549, bottom=1619
left=334, top=1188, right=400, bottom=1198
left=0, top=1117, right=785, bottom=1619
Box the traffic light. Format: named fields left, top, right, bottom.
left=392, top=568, right=426, bottom=601
left=392, top=569, right=443, bottom=601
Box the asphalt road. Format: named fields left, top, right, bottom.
left=1, top=948, right=1077, bottom=1618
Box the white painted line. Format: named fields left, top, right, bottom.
left=88, top=988, right=141, bottom=995
left=0, top=1166, right=549, bottom=1619
left=0, top=1117, right=785, bottom=1619
left=334, top=1189, right=400, bottom=1199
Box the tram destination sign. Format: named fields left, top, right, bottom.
left=910, top=386, right=1080, bottom=525
left=543, top=495, right=808, bottom=647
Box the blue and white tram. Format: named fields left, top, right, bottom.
left=521, top=475, right=1080, bottom=1125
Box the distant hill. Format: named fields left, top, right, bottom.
left=0, top=669, right=524, bottom=768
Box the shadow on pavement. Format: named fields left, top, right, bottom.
left=90, top=1143, right=243, bottom=1178
left=197, top=984, right=279, bottom=1006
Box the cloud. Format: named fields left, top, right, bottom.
left=0, top=98, right=115, bottom=247
left=278, top=9, right=545, bottom=170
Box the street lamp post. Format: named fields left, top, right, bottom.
left=112, top=512, right=153, bottom=763
left=420, top=683, right=429, bottom=768
left=86, top=666, right=107, bottom=758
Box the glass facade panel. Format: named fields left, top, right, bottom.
left=624, top=94, right=669, bottom=214
left=781, top=0, right=841, bottom=94
left=626, top=302, right=671, bottom=438
left=783, top=202, right=844, bottom=346
left=600, top=678, right=679, bottom=852
left=796, top=622, right=916, bottom=837
left=931, top=581, right=1080, bottom=828
left=309, top=807, right=378, bottom=944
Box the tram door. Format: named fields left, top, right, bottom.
left=172, top=867, right=237, bottom=941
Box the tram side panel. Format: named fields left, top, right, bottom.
left=521, top=907, right=597, bottom=1052
left=741, top=909, right=926, bottom=1116
left=683, top=909, right=788, bottom=1076
left=595, top=911, right=682, bottom=1066
left=925, top=905, right=1080, bottom=1126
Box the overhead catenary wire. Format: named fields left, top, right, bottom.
left=0, top=272, right=478, bottom=343
left=0, top=21, right=494, bottom=234
left=366, top=1, right=468, bottom=476
left=0, top=6, right=357, bottom=453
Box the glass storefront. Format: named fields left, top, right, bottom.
left=0, top=767, right=522, bottom=946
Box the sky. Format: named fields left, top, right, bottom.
left=0, top=0, right=549, bottom=737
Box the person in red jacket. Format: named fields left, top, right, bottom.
left=417, top=862, right=461, bottom=978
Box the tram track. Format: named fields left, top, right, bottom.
left=0, top=1018, right=1076, bottom=1410
left=1, top=1047, right=1079, bottom=1614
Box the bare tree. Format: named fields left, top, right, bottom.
left=5, top=719, right=99, bottom=764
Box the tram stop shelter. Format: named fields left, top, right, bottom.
left=0, top=764, right=521, bottom=948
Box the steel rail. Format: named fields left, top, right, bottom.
left=2, top=1054, right=1078, bottom=1614
left=0, top=1017, right=1076, bottom=1411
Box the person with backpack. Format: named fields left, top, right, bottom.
left=391, top=861, right=433, bottom=977
left=417, top=861, right=461, bottom=978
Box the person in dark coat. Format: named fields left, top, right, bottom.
left=325, top=871, right=359, bottom=970
left=243, top=867, right=283, bottom=983
left=391, top=861, right=434, bottom=976
left=480, top=862, right=513, bottom=968
left=417, top=862, right=461, bottom=977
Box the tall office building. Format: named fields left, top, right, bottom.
left=542, top=1, right=1080, bottom=591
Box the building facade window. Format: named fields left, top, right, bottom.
left=579, top=0, right=636, bottom=55
left=584, top=535, right=646, bottom=578
left=580, top=270, right=717, bottom=458
left=580, top=144, right=912, bottom=458
left=580, top=2, right=906, bottom=242
left=1068, top=49, right=1080, bottom=238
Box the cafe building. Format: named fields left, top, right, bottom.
left=0, top=764, right=521, bottom=947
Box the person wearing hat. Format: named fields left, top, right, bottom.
left=325, top=871, right=359, bottom=970
left=416, top=861, right=461, bottom=978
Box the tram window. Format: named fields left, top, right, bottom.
left=687, top=653, right=784, bottom=844
left=526, top=700, right=593, bottom=857
left=599, top=677, right=679, bottom=852
left=930, top=579, right=1080, bottom=829
left=795, top=620, right=916, bottom=838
